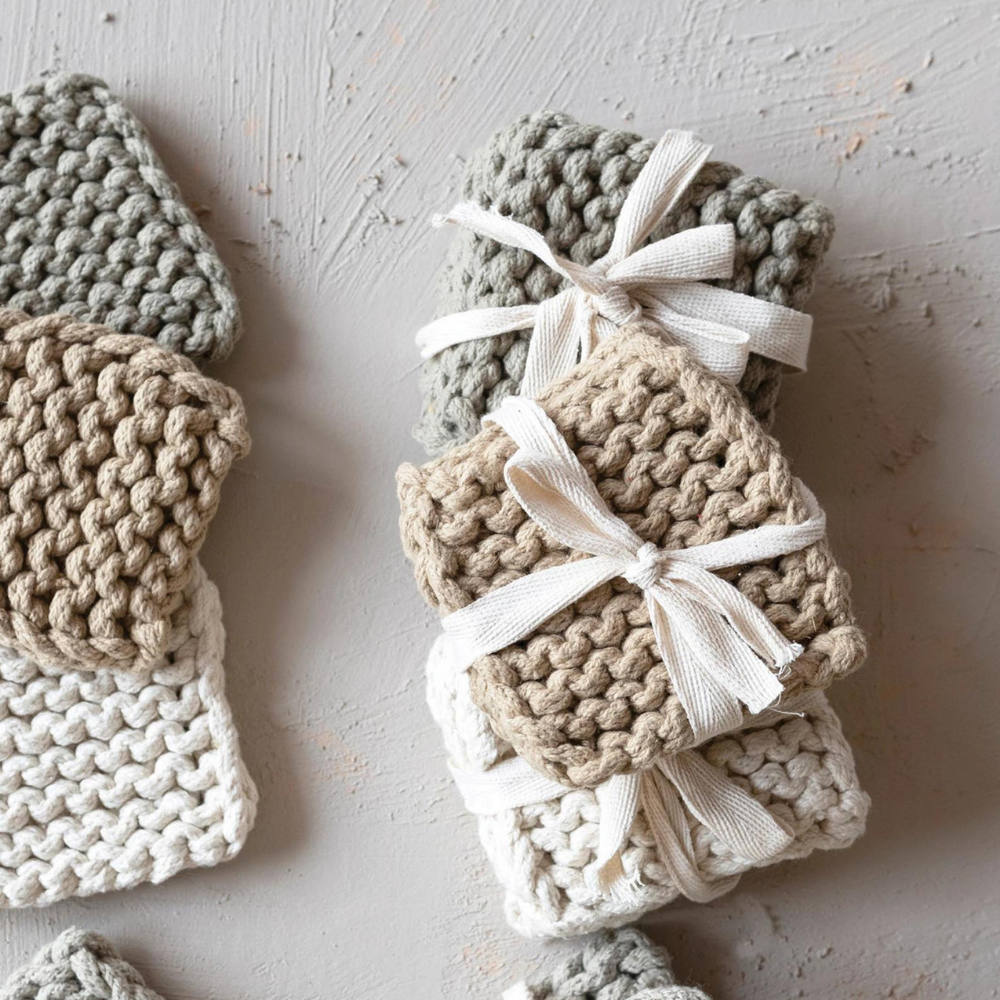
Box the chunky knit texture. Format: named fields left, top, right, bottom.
left=508, top=927, right=710, bottom=999
left=0, top=310, right=249, bottom=672
left=0, top=562, right=256, bottom=908
left=416, top=110, right=835, bottom=455
left=399, top=326, right=865, bottom=787
left=0, top=928, right=164, bottom=1000
left=0, top=73, right=240, bottom=362
left=428, top=639, right=868, bottom=939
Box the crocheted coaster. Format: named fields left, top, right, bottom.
left=416, top=110, right=834, bottom=455
left=399, top=326, right=865, bottom=787
left=505, top=927, right=711, bottom=999
left=428, top=638, right=868, bottom=939
left=0, top=561, right=256, bottom=908
left=0, top=309, right=249, bottom=672
left=0, top=72, right=240, bottom=362
left=0, top=927, right=164, bottom=999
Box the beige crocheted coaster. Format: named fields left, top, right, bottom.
left=0, top=561, right=256, bottom=908
left=0, top=309, right=249, bottom=671
left=399, top=324, right=865, bottom=786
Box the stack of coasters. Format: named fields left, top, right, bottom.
left=0, top=74, right=256, bottom=906
left=503, top=926, right=712, bottom=1000
left=428, top=634, right=868, bottom=938
left=397, top=116, right=867, bottom=939
left=0, top=562, right=256, bottom=908
left=400, top=329, right=865, bottom=776
left=0, top=927, right=167, bottom=999
left=415, top=110, right=835, bottom=455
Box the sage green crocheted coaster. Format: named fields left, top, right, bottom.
left=0, top=72, right=239, bottom=361
left=0, top=928, right=164, bottom=1000
left=507, top=927, right=712, bottom=1000
left=416, top=110, right=835, bottom=455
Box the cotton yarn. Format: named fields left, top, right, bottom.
left=0, top=309, right=249, bottom=672
left=416, top=110, right=835, bottom=455
left=427, top=636, right=869, bottom=939
left=0, top=561, right=256, bottom=908
left=0, top=73, right=239, bottom=362
left=399, top=326, right=865, bottom=786
left=0, top=927, right=164, bottom=1000
left=505, top=927, right=711, bottom=1000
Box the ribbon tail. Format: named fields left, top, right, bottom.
left=641, top=767, right=738, bottom=903
left=589, top=772, right=643, bottom=901
left=635, top=289, right=750, bottom=382
left=520, top=292, right=584, bottom=398
left=668, top=565, right=804, bottom=679
left=647, top=593, right=745, bottom=742
left=415, top=304, right=538, bottom=358
left=650, top=280, right=814, bottom=372
left=659, top=752, right=794, bottom=863
left=603, top=131, right=714, bottom=263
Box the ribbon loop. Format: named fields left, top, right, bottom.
left=442, top=397, right=827, bottom=742
left=416, top=130, right=813, bottom=397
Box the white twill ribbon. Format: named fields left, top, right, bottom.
left=416, top=129, right=813, bottom=397
left=449, top=720, right=794, bottom=903
left=441, top=396, right=828, bottom=743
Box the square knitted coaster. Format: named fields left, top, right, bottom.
left=428, top=637, right=869, bottom=939
left=416, top=110, right=835, bottom=455
left=0, top=928, right=164, bottom=1000
left=0, top=72, right=240, bottom=362
left=0, top=561, right=256, bottom=908
left=399, top=326, right=865, bottom=787
left=504, top=927, right=711, bottom=999
left=0, top=309, right=249, bottom=672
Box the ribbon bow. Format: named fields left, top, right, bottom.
left=416, top=129, right=812, bottom=397
left=442, top=396, right=827, bottom=744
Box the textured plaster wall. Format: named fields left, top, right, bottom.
left=0, top=1, right=998, bottom=998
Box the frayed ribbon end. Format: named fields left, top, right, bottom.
left=587, top=851, right=644, bottom=906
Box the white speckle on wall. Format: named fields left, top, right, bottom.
left=0, top=1, right=998, bottom=998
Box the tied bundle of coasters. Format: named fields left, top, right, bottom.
left=415, top=110, right=834, bottom=455
left=397, top=120, right=868, bottom=936
left=502, top=926, right=712, bottom=1000
left=0, top=74, right=256, bottom=906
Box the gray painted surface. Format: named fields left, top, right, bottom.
left=0, top=1, right=998, bottom=997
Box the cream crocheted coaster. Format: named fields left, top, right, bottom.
left=399, top=326, right=865, bottom=786
left=0, top=561, right=256, bottom=908
left=416, top=110, right=835, bottom=455
left=0, top=927, right=165, bottom=999
left=427, top=637, right=869, bottom=939
left=504, top=927, right=711, bottom=999
left=0, top=72, right=240, bottom=362
left=0, top=310, right=249, bottom=672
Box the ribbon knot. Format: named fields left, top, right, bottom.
left=441, top=396, right=828, bottom=745
left=591, top=284, right=642, bottom=328
left=624, top=541, right=666, bottom=591
left=416, top=129, right=813, bottom=398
